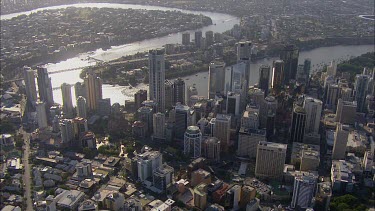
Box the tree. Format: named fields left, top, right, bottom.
left=83, top=147, right=96, bottom=159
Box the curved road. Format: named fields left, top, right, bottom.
left=21, top=128, right=33, bottom=211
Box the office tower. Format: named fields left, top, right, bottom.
left=335, top=99, right=357, bottom=125
left=149, top=49, right=166, bottom=112
left=84, top=72, right=102, bottom=111
left=271, top=60, right=285, bottom=89
left=291, top=105, right=307, bottom=143
left=174, top=103, right=196, bottom=140
left=134, top=89, right=147, bottom=110
left=214, top=32, right=223, bottom=43
left=303, top=97, right=322, bottom=135
left=280, top=44, right=299, bottom=83
left=36, top=101, right=48, bottom=129
left=259, top=95, right=277, bottom=128
left=354, top=74, right=370, bottom=112
left=237, top=127, right=266, bottom=158
left=184, top=126, right=202, bottom=158
left=76, top=96, right=87, bottom=119
left=300, top=149, right=320, bottom=171
left=225, top=185, right=241, bottom=210
left=165, top=80, right=174, bottom=110
left=296, top=64, right=309, bottom=85
left=97, top=98, right=111, bottom=116
left=241, top=108, right=259, bottom=129
left=153, top=112, right=165, bottom=140
left=187, top=85, right=198, bottom=106
left=226, top=92, right=240, bottom=116
left=340, top=87, right=353, bottom=101
left=214, top=114, right=231, bottom=148
left=194, top=183, right=208, bottom=210
left=195, top=31, right=202, bottom=48
left=60, top=119, right=74, bottom=145
left=136, top=150, right=162, bottom=182
left=37, top=66, right=54, bottom=107
left=205, top=31, right=214, bottom=46
left=182, top=32, right=190, bottom=45
left=153, top=164, right=174, bottom=192
left=132, top=121, right=146, bottom=138
left=291, top=174, right=317, bottom=209
left=266, top=112, right=275, bottom=140
left=236, top=41, right=252, bottom=90
left=326, top=84, right=339, bottom=111
left=326, top=60, right=337, bottom=77
left=76, top=161, right=93, bottom=178
left=137, top=106, right=154, bottom=136
left=248, top=87, right=264, bottom=107
left=255, top=141, right=287, bottom=179
left=52, top=115, right=60, bottom=133
left=240, top=185, right=256, bottom=208
left=303, top=59, right=311, bottom=77
left=74, top=82, right=86, bottom=100
left=72, top=117, right=88, bottom=140
left=23, top=66, right=37, bottom=104
left=173, top=78, right=185, bottom=105
left=225, top=62, right=247, bottom=94
left=61, top=83, right=74, bottom=118
left=258, top=65, right=271, bottom=96
left=315, top=182, right=332, bottom=211
left=203, top=137, right=221, bottom=161
left=208, top=60, right=225, bottom=99
left=332, top=124, right=350, bottom=160
left=142, top=100, right=158, bottom=112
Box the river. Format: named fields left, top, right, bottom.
left=1, top=3, right=374, bottom=105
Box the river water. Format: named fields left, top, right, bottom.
left=1, top=4, right=374, bottom=105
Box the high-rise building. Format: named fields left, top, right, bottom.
left=354, top=74, right=370, bottom=112
left=76, top=96, right=87, bottom=119
left=326, top=60, right=337, bottom=77
left=174, top=103, right=196, bottom=140
left=153, top=112, right=165, bottom=140
left=149, top=49, right=166, bottom=112
left=153, top=164, right=174, bottom=192
left=76, top=161, right=93, bottom=178
left=203, top=137, right=221, bottom=161
left=226, top=92, right=240, bottom=116
left=271, top=60, right=285, bottom=89
left=37, top=66, right=54, bottom=107
left=280, top=45, right=299, bottom=83
left=237, top=127, right=266, bottom=158
left=134, top=90, right=147, bottom=110
left=259, top=95, right=277, bottom=128
left=61, top=83, right=74, bottom=118
left=36, top=101, right=48, bottom=129
left=182, top=32, right=190, bottom=45
left=225, top=185, right=241, bottom=210
left=74, top=82, right=86, bottom=100
left=291, top=174, right=317, bottom=209
left=173, top=78, right=185, bottom=105
left=184, top=126, right=202, bottom=158
left=137, top=106, right=154, bottom=136
left=194, top=183, right=208, bottom=210
left=326, top=84, right=339, bottom=111
left=340, top=87, right=353, bottom=102
left=236, top=41, right=252, bottom=90
left=164, top=80, right=174, bottom=110
left=303, top=59, right=311, bottom=77
left=214, top=32, right=223, bottom=43
left=23, top=66, right=37, bottom=104
left=248, top=87, right=264, bottom=107
left=214, top=114, right=231, bottom=148
left=258, top=65, right=271, bottom=96
left=60, top=119, right=74, bottom=145
left=195, top=31, right=202, bottom=48
left=97, top=98, right=111, bottom=116
left=208, top=61, right=226, bottom=99
left=335, top=99, right=356, bottom=125
left=84, top=72, right=102, bottom=111
left=291, top=105, right=307, bottom=143
left=205, top=31, right=214, bottom=46
left=225, top=62, right=247, bottom=94
left=136, top=150, right=162, bottom=182
left=240, top=185, right=256, bottom=208
left=266, top=112, right=276, bottom=140
left=303, top=97, right=322, bottom=135
left=187, top=85, right=198, bottom=106
left=255, top=141, right=287, bottom=179
left=315, top=182, right=332, bottom=211
left=332, top=124, right=350, bottom=160
left=241, top=108, right=260, bottom=129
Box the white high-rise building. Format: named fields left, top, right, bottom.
left=214, top=114, right=231, bottom=148
left=60, top=119, right=74, bottom=145
left=303, top=97, right=322, bottom=135
left=136, top=150, right=162, bottom=182
left=236, top=41, right=252, bottom=89
left=61, top=83, right=74, bottom=118
left=255, top=141, right=287, bottom=179
left=36, top=101, right=48, bottom=129
left=23, top=66, right=37, bottom=104
left=291, top=174, right=317, bottom=209
left=326, top=60, right=337, bottom=77
left=184, top=126, right=202, bottom=158
left=149, top=49, right=165, bottom=112
left=208, top=61, right=225, bottom=99
left=153, top=112, right=165, bottom=140
left=76, top=96, right=87, bottom=119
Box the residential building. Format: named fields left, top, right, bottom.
left=84, top=72, right=102, bottom=111
left=23, top=66, right=37, bottom=104
left=37, top=66, right=54, bottom=107
left=148, top=49, right=165, bottom=112
left=153, top=112, right=165, bottom=140
left=134, top=89, right=147, bottom=110
left=194, top=183, right=208, bottom=210
left=182, top=32, right=190, bottom=45
left=76, top=96, right=87, bottom=119
left=191, top=169, right=211, bottom=187
left=136, top=150, right=162, bottom=182
left=61, top=83, right=74, bottom=117
left=36, top=101, right=48, bottom=128
left=153, top=164, right=174, bottom=192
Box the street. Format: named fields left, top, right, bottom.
left=21, top=128, right=33, bottom=211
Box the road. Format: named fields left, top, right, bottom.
left=21, top=128, right=33, bottom=211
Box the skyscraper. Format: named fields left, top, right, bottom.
left=84, top=72, right=102, bottom=111
left=165, top=80, right=174, bottom=110
left=237, top=127, right=266, bottom=158
left=332, top=123, right=350, bottom=160
left=134, top=89, right=147, bottom=110
left=195, top=31, right=202, bottom=48
left=335, top=99, right=357, bottom=125
left=203, top=137, right=221, bottom=162
left=174, top=103, right=196, bottom=140
left=208, top=60, right=225, bottom=99
left=60, top=119, right=75, bottom=145
left=255, top=141, right=287, bottom=179
left=182, top=32, right=190, bottom=45
left=37, top=66, right=54, bottom=107
left=290, top=105, right=307, bottom=143
left=137, top=106, right=154, bottom=136
left=136, top=150, right=162, bottom=182
left=205, top=31, right=214, bottom=46
left=214, top=114, right=231, bottom=148
left=187, top=85, right=198, bottom=106
left=173, top=78, right=185, bottom=105
left=258, top=65, right=271, bottom=96
left=271, top=60, right=285, bottom=89
left=291, top=174, right=317, bottom=209
left=184, top=126, right=202, bottom=158
left=153, top=112, right=165, bottom=140
left=236, top=41, right=252, bottom=90
left=227, top=62, right=247, bottom=94
left=23, top=66, right=37, bottom=104
left=280, top=45, right=299, bottom=83
left=74, top=82, right=86, bottom=100
left=36, top=101, right=48, bottom=129
left=259, top=95, right=277, bottom=128
left=326, top=84, right=339, bottom=111
left=76, top=96, right=87, bottom=119
left=226, top=92, right=241, bottom=116
left=303, top=97, right=322, bottom=135
left=354, top=74, right=370, bottom=112
left=61, top=83, right=74, bottom=118
left=148, top=49, right=166, bottom=112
